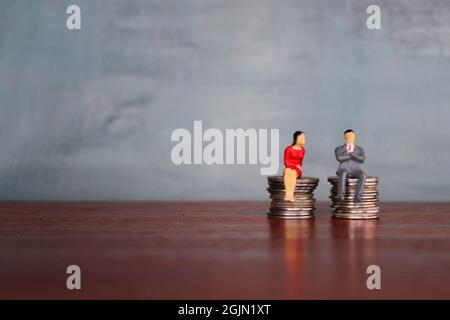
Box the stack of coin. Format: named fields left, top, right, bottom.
left=328, top=176, right=379, bottom=219
left=267, top=176, right=319, bottom=219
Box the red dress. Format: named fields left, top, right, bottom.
left=284, top=146, right=305, bottom=178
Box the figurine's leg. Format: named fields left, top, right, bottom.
left=283, top=168, right=296, bottom=202
left=353, top=170, right=367, bottom=202
left=337, top=169, right=347, bottom=200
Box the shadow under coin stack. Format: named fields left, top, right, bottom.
left=267, top=176, right=319, bottom=219
left=328, top=176, right=380, bottom=219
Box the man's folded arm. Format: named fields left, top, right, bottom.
left=350, top=149, right=365, bottom=163
left=335, top=148, right=350, bottom=162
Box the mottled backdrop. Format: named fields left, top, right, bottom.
left=0, top=0, right=449, bottom=201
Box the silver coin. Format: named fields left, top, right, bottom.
left=332, top=213, right=378, bottom=220
left=271, top=202, right=316, bottom=207
left=331, top=197, right=379, bottom=201
left=269, top=210, right=315, bottom=215
left=329, top=195, right=379, bottom=199
left=271, top=197, right=316, bottom=201
left=333, top=208, right=380, bottom=214
left=267, top=213, right=314, bottom=219
left=331, top=190, right=378, bottom=194
left=330, top=192, right=379, bottom=195
left=267, top=187, right=317, bottom=191
left=268, top=188, right=318, bottom=192
left=268, top=182, right=318, bottom=185
left=270, top=206, right=315, bottom=211
left=330, top=191, right=378, bottom=195
left=271, top=201, right=315, bottom=205
left=268, top=181, right=318, bottom=185
left=268, top=176, right=319, bottom=183
left=270, top=194, right=315, bottom=200
left=330, top=186, right=378, bottom=190
left=331, top=204, right=379, bottom=209
left=330, top=199, right=379, bottom=203
left=268, top=181, right=319, bottom=185
left=269, top=188, right=317, bottom=192
left=271, top=198, right=316, bottom=203
left=331, top=204, right=379, bottom=208
left=329, top=184, right=378, bottom=188
left=268, top=184, right=318, bottom=188
left=269, top=192, right=316, bottom=196
left=330, top=186, right=378, bottom=191
left=330, top=186, right=378, bottom=189
left=333, top=205, right=380, bottom=211
left=268, top=214, right=315, bottom=219
left=331, top=198, right=380, bottom=206
left=331, top=197, right=379, bottom=200
left=328, top=180, right=378, bottom=184
left=268, top=188, right=317, bottom=192
left=329, top=185, right=378, bottom=189
left=333, top=210, right=379, bottom=215
left=272, top=207, right=316, bottom=211
left=270, top=207, right=315, bottom=212
left=328, top=176, right=378, bottom=182
left=330, top=200, right=379, bottom=204
left=267, top=185, right=316, bottom=190
left=271, top=195, right=316, bottom=198
left=271, top=207, right=316, bottom=212
left=270, top=194, right=315, bottom=198
left=271, top=206, right=316, bottom=210
left=332, top=203, right=379, bottom=207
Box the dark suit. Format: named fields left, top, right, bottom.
left=334, top=144, right=367, bottom=197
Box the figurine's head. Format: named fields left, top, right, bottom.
left=344, top=129, right=356, bottom=144
left=292, top=131, right=305, bottom=147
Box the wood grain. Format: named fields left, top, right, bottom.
left=1, top=202, right=449, bottom=299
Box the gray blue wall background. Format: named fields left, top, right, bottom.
left=0, top=0, right=449, bottom=201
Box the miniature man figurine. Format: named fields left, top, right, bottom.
left=334, top=129, right=367, bottom=202
left=283, top=131, right=306, bottom=202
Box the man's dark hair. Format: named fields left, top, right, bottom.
left=292, top=131, right=304, bottom=145
left=344, top=129, right=354, bottom=135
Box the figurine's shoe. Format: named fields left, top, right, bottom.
left=336, top=193, right=345, bottom=201
left=286, top=195, right=295, bottom=202
left=354, top=195, right=362, bottom=203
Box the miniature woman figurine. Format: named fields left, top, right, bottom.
left=283, top=131, right=306, bottom=202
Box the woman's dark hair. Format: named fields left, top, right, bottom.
left=292, top=131, right=304, bottom=145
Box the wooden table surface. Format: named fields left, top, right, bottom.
left=1, top=201, right=450, bottom=299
